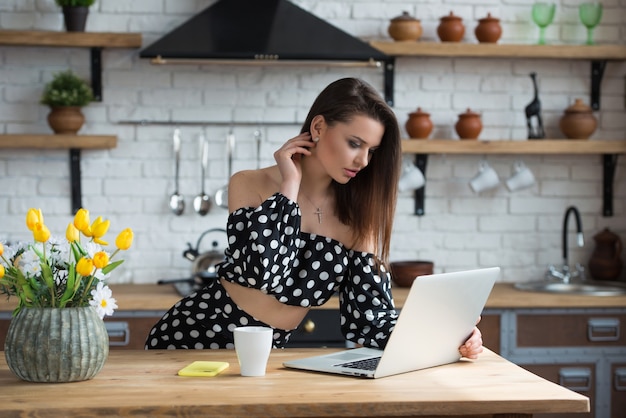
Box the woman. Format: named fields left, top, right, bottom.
left=146, top=78, right=483, bottom=359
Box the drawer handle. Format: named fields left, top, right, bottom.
left=303, top=319, right=316, bottom=333
left=559, top=367, right=591, bottom=392
left=615, top=368, right=626, bottom=391
left=105, top=321, right=130, bottom=346
left=587, top=318, right=620, bottom=342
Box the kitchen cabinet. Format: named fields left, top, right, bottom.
left=0, top=30, right=141, bottom=213
left=374, top=40, right=626, bottom=217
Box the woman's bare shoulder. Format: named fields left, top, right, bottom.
left=228, top=166, right=281, bottom=210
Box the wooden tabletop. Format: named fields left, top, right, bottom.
left=0, top=348, right=588, bottom=417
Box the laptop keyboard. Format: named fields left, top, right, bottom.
left=336, top=357, right=381, bottom=371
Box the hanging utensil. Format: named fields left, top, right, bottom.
left=214, top=131, right=235, bottom=209
left=168, top=128, right=185, bottom=216
left=254, top=128, right=262, bottom=169
left=193, top=135, right=212, bottom=216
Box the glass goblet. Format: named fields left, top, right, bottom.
left=579, top=2, right=603, bottom=45
left=531, top=2, right=556, bottom=45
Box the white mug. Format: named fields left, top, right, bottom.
left=505, top=161, right=535, bottom=192
left=233, top=326, right=273, bottom=376
left=469, top=161, right=500, bottom=193
left=398, top=162, right=425, bottom=192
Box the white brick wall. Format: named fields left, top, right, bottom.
left=0, top=0, right=624, bottom=284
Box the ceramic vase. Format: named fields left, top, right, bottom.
left=4, top=307, right=109, bottom=382
left=405, top=107, right=433, bottom=139
left=455, top=108, right=482, bottom=139
left=475, top=13, right=502, bottom=43
left=388, top=12, right=422, bottom=41
left=47, top=106, right=85, bottom=134
left=559, top=98, right=597, bottom=140
left=437, top=12, right=465, bottom=42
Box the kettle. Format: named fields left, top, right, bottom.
left=588, top=228, right=623, bottom=281
left=183, top=228, right=227, bottom=278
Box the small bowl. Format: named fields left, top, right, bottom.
left=390, top=261, right=434, bottom=287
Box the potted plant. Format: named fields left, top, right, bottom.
left=41, top=69, right=94, bottom=134
left=55, top=0, right=96, bottom=32
left=0, top=208, right=134, bottom=382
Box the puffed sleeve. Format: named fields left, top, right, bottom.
left=339, top=253, right=399, bottom=348
left=217, top=193, right=302, bottom=293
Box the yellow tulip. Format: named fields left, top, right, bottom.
left=73, top=208, right=90, bottom=234
left=115, top=228, right=134, bottom=250
left=0, top=242, right=3, bottom=256
left=0, top=265, right=5, bottom=279
left=91, top=217, right=110, bottom=245
left=26, top=208, right=43, bottom=231
left=66, top=223, right=80, bottom=243
left=76, top=257, right=94, bottom=276
left=93, top=251, right=110, bottom=269
left=32, top=223, right=51, bottom=243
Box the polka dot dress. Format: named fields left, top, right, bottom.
left=146, top=193, right=398, bottom=350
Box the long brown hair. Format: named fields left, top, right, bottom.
left=300, top=78, right=401, bottom=265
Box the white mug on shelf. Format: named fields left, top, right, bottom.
left=469, top=160, right=500, bottom=193
left=398, top=161, right=425, bottom=192
left=505, top=161, right=536, bottom=192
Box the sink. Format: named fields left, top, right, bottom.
left=514, top=280, right=626, bottom=296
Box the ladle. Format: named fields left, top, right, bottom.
left=193, top=135, right=212, bottom=216
left=168, top=128, right=185, bottom=216
left=214, top=131, right=235, bottom=209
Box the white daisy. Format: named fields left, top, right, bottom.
left=89, top=282, right=118, bottom=319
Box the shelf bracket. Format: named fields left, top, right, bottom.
left=414, top=154, right=428, bottom=216
left=383, top=58, right=395, bottom=107
left=90, top=47, right=103, bottom=102
left=69, top=149, right=82, bottom=214
left=590, top=60, right=606, bottom=111
left=602, top=153, right=618, bottom=217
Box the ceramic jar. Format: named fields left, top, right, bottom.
left=559, top=98, right=597, bottom=139
left=455, top=108, right=482, bottom=139
left=437, top=12, right=465, bottom=42
left=475, top=13, right=502, bottom=43
left=405, top=107, right=433, bottom=139
left=588, top=228, right=623, bottom=281
left=388, top=12, right=422, bottom=42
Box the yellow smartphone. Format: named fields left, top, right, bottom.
left=177, top=361, right=229, bottom=377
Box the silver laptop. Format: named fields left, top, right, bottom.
left=283, top=267, right=499, bottom=378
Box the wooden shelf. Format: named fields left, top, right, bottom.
left=0, top=30, right=141, bottom=48
left=0, top=134, right=117, bottom=150
left=401, top=139, right=626, bottom=155
left=371, top=41, right=626, bottom=60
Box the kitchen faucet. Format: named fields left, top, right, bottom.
left=546, top=206, right=585, bottom=283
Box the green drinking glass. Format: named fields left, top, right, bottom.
left=531, top=2, right=556, bottom=45
left=579, top=2, right=603, bottom=45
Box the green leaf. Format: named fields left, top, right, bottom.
left=102, top=260, right=124, bottom=275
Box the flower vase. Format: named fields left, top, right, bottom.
left=4, top=307, right=109, bottom=383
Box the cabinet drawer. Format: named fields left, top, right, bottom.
left=104, top=314, right=163, bottom=350
left=612, top=363, right=626, bottom=418
left=517, top=313, right=626, bottom=347
left=522, top=363, right=595, bottom=418
left=480, top=313, right=501, bottom=354
left=287, top=309, right=345, bottom=348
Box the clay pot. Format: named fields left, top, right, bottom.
left=47, top=106, right=85, bottom=134
left=559, top=98, right=597, bottom=140
left=588, top=228, right=623, bottom=281
left=388, top=11, right=422, bottom=42
left=390, top=261, right=434, bottom=287
left=455, top=108, right=482, bottom=140
left=437, top=12, right=465, bottom=42
left=475, top=13, right=502, bottom=43
left=405, top=107, right=433, bottom=139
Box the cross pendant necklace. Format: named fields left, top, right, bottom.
left=313, top=207, right=323, bottom=224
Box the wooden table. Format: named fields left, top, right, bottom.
left=0, top=348, right=588, bottom=417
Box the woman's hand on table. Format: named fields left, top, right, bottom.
left=459, top=317, right=483, bottom=359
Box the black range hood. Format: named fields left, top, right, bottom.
left=140, top=0, right=389, bottom=65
